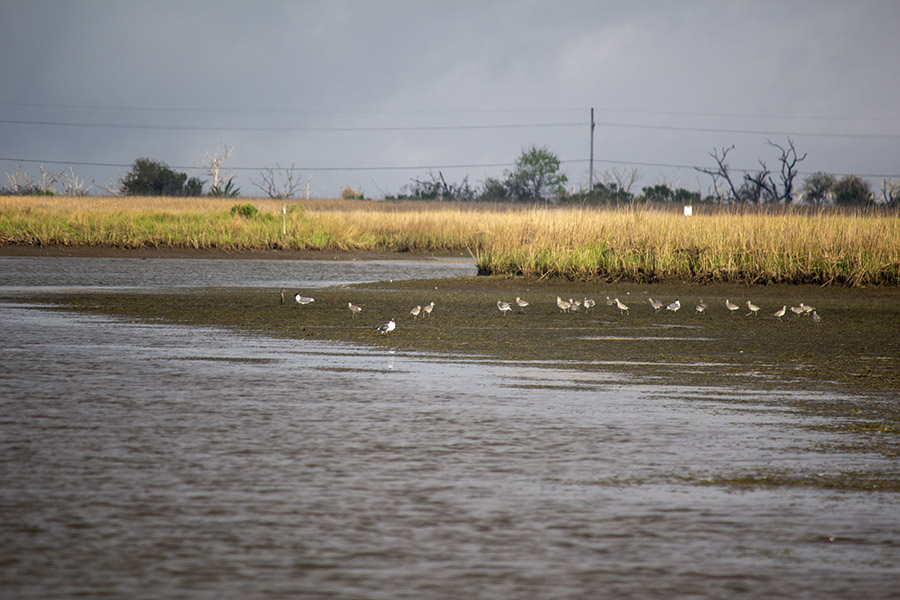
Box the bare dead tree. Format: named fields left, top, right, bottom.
left=603, top=167, right=641, bottom=196
left=881, top=179, right=900, bottom=206
left=695, top=146, right=741, bottom=203
left=4, top=165, right=33, bottom=192
left=250, top=163, right=303, bottom=199
left=37, top=164, right=57, bottom=193
left=697, top=140, right=807, bottom=204
left=4, top=164, right=58, bottom=194
left=198, top=143, right=239, bottom=195
left=93, top=175, right=124, bottom=196
left=768, top=138, right=807, bottom=203
left=742, top=160, right=777, bottom=204
left=58, top=167, right=92, bottom=196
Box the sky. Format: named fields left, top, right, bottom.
left=2, top=0, right=899, bottom=199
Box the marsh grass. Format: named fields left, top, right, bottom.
left=475, top=205, right=900, bottom=285
left=2, top=195, right=899, bottom=285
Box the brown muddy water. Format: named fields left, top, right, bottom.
left=2, top=255, right=900, bottom=599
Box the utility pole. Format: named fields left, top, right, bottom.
left=589, top=108, right=596, bottom=192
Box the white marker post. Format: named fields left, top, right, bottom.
left=282, top=204, right=287, bottom=236
left=684, top=205, right=693, bottom=217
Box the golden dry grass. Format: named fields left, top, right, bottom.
left=2, top=195, right=898, bottom=285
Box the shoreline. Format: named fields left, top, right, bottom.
left=0, top=244, right=471, bottom=262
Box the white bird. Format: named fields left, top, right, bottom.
left=667, top=299, right=681, bottom=312
left=348, top=302, right=362, bottom=318
left=725, top=299, right=739, bottom=313
left=605, top=296, right=615, bottom=306
left=557, top=296, right=571, bottom=313
left=614, top=298, right=630, bottom=314
left=773, top=305, right=786, bottom=319
left=811, top=310, right=822, bottom=324
left=497, top=300, right=512, bottom=315
left=376, top=318, right=396, bottom=334
left=569, top=298, right=579, bottom=311
left=516, top=296, right=529, bottom=311
left=410, top=305, right=421, bottom=318
left=422, top=301, right=435, bottom=317
left=583, top=298, right=596, bottom=311
left=295, top=294, right=314, bottom=305
left=790, top=305, right=805, bottom=316
left=800, top=302, right=815, bottom=315
left=696, top=299, right=708, bottom=313
left=746, top=300, right=760, bottom=317
left=649, top=298, right=664, bottom=312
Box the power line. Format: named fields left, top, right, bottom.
left=0, top=118, right=583, bottom=133
left=4, top=155, right=899, bottom=179
left=2, top=116, right=898, bottom=139
left=591, top=121, right=900, bottom=140
left=4, top=100, right=899, bottom=123
left=0, top=100, right=585, bottom=115
left=0, top=156, right=514, bottom=172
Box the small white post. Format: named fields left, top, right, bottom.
left=683, top=205, right=693, bottom=217
left=282, top=204, right=287, bottom=236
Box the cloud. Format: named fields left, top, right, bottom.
left=2, top=1, right=899, bottom=197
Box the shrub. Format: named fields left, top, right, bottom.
left=832, top=175, right=873, bottom=206
left=230, top=203, right=259, bottom=218
left=121, top=158, right=204, bottom=196
left=341, top=186, right=364, bottom=200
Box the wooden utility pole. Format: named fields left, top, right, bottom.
left=589, top=108, right=596, bottom=192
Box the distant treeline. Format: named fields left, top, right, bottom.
left=3, top=140, right=899, bottom=207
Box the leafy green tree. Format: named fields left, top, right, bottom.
left=504, top=146, right=568, bottom=202
left=642, top=183, right=674, bottom=203
left=799, top=172, right=836, bottom=205
left=832, top=175, right=873, bottom=206
left=121, top=158, right=204, bottom=196
left=479, top=177, right=510, bottom=201
left=580, top=181, right=633, bottom=205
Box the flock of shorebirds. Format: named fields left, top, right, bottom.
left=506, top=294, right=822, bottom=323
left=281, top=289, right=435, bottom=334
left=281, top=288, right=822, bottom=335
left=496, top=294, right=823, bottom=324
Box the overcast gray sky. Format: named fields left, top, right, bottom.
left=2, top=0, right=899, bottom=199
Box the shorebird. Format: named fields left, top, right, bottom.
left=746, top=300, right=760, bottom=317
left=569, top=298, right=580, bottom=311
left=800, top=302, right=815, bottom=315
left=725, top=299, right=739, bottom=313
left=696, top=299, right=708, bottom=313
left=557, top=296, right=571, bottom=313
left=649, top=298, right=664, bottom=312
left=811, top=310, right=822, bottom=324
left=515, top=297, right=529, bottom=311
left=790, top=305, right=805, bottom=316
left=410, top=305, right=421, bottom=319
left=295, top=294, right=314, bottom=305
left=348, top=302, right=362, bottom=318
left=773, top=305, right=787, bottom=320
left=583, top=298, right=596, bottom=311
left=614, top=298, right=630, bottom=314
left=605, top=296, right=616, bottom=306
left=497, top=300, right=512, bottom=315
left=422, top=301, right=435, bottom=317
left=376, top=318, right=396, bottom=334
left=667, top=299, right=681, bottom=312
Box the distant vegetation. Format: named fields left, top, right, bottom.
left=4, top=138, right=899, bottom=206
left=2, top=195, right=898, bottom=286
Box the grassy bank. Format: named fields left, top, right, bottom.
left=2, top=195, right=899, bottom=285
left=475, top=206, right=900, bottom=286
